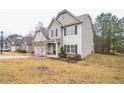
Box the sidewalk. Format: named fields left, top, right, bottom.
left=0, top=55, right=31, bottom=59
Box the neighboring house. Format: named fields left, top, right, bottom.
left=4, top=39, right=11, bottom=51
left=0, top=40, right=10, bottom=51
left=21, top=36, right=33, bottom=52
left=32, top=28, right=49, bottom=56
left=33, top=9, right=94, bottom=58
left=11, top=37, right=22, bottom=52
left=6, top=34, right=22, bottom=51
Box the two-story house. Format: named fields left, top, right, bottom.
left=6, top=34, right=22, bottom=51
left=33, top=9, right=94, bottom=58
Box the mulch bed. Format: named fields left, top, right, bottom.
left=115, top=52, right=124, bottom=56
left=66, top=59, right=79, bottom=63
left=33, top=66, right=53, bottom=75
left=50, top=57, right=79, bottom=63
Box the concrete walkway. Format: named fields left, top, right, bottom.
left=0, top=55, right=31, bottom=59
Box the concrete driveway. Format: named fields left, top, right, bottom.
left=0, top=55, right=31, bottom=59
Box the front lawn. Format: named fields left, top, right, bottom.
left=0, top=53, right=123, bottom=83
left=1, top=52, right=32, bottom=56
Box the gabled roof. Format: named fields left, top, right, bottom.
left=48, top=18, right=62, bottom=29
left=48, top=9, right=83, bottom=29
left=47, top=9, right=91, bottom=29
left=6, top=34, right=23, bottom=46
left=11, top=38, right=22, bottom=46
left=7, top=34, right=22, bottom=42
left=41, top=28, right=49, bottom=39
left=32, top=27, right=49, bottom=42
left=22, top=36, right=33, bottom=45
left=56, top=9, right=81, bottom=22
left=77, top=14, right=90, bottom=22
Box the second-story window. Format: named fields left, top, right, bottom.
left=64, top=25, right=77, bottom=36
left=51, top=28, right=58, bottom=37
left=51, top=30, right=53, bottom=37
left=56, top=29, right=58, bottom=37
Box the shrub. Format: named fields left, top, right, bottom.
left=21, top=50, right=27, bottom=53
left=31, top=51, right=34, bottom=54
left=117, top=49, right=124, bottom=53
left=16, top=49, right=27, bottom=53
left=16, top=49, right=22, bottom=53
left=67, top=54, right=81, bottom=61
left=58, top=47, right=67, bottom=58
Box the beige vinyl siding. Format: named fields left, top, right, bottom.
left=49, top=21, right=61, bottom=39
left=57, top=12, right=79, bottom=26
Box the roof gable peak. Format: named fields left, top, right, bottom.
left=56, top=9, right=81, bottom=22
left=48, top=18, right=61, bottom=29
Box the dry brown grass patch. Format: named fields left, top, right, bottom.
left=0, top=53, right=123, bottom=83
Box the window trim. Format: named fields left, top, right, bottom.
left=51, top=28, right=58, bottom=37
left=71, top=45, right=76, bottom=53
left=56, top=29, right=58, bottom=37
left=66, top=45, right=70, bottom=52
left=75, top=25, right=77, bottom=35
left=51, top=30, right=53, bottom=37
left=64, top=25, right=77, bottom=36
left=64, top=28, right=66, bottom=36
left=64, top=45, right=77, bottom=53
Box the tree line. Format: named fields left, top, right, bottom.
left=94, top=12, right=124, bottom=54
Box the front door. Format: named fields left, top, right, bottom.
left=53, top=44, right=56, bottom=55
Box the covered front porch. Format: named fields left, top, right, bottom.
left=46, top=39, right=62, bottom=58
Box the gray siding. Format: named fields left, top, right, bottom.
left=81, top=16, right=94, bottom=58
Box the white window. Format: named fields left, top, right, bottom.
left=71, top=45, right=76, bottom=53
left=51, top=28, right=58, bottom=37
left=64, top=25, right=77, bottom=36
left=51, top=30, right=53, bottom=37
left=66, top=45, right=70, bottom=52
left=64, top=45, right=77, bottom=53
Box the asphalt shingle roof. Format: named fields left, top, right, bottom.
left=22, top=36, right=33, bottom=45
left=77, top=14, right=89, bottom=22
left=12, top=38, right=22, bottom=46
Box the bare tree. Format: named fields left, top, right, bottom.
left=34, top=21, right=47, bottom=58
left=35, top=21, right=44, bottom=31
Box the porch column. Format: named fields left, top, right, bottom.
left=55, top=41, right=58, bottom=57
left=45, top=43, right=47, bottom=55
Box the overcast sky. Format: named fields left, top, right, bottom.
left=0, top=9, right=124, bottom=37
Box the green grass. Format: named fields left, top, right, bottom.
left=0, top=53, right=123, bottom=83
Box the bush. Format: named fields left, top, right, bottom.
left=117, top=49, right=124, bottom=53
left=67, top=54, right=81, bottom=61
left=16, top=49, right=27, bottom=53
left=21, top=50, right=27, bottom=53
left=16, top=49, right=22, bottom=53
left=31, top=51, right=34, bottom=54
left=58, top=47, right=67, bottom=58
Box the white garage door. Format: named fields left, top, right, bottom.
left=11, top=47, right=16, bottom=52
